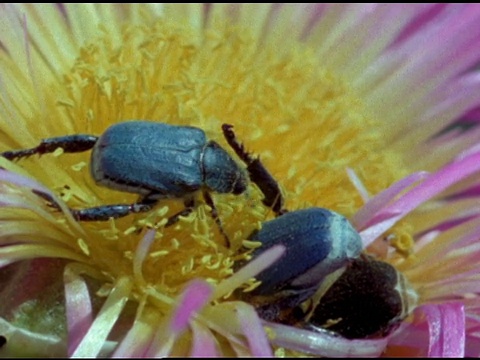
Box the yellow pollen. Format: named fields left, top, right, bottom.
left=77, top=238, right=90, bottom=256
left=52, top=148, right=64, bottom=157
left=384, top=222, right=416, bottom=259
left=71, top=161, right=87, bottom=171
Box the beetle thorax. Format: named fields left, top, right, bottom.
left=201, top=141, right=248, bottom=194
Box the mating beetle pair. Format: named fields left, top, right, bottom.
left=2, top=121, right=284, bottom=247
left=238, top=207, right=417, bottom=339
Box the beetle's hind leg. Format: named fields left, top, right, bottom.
left=221, top=124, right=287, bottom=216
left=71, top=201, right=156, bottom=221
left=32, top=189, right=157, bottom=221
left=2, top=135, right=99, bottom=161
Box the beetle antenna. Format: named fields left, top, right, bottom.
left=221, top=124, right=287, bottom=216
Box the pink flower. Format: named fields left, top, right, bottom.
left=1, top=4, right=480, bottom=357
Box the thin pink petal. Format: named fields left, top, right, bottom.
left=463, top=105, right=480, bottom=122
left=213, top=244, right=285, bottom=300
left=72, top=277, right=132, bottom=357
left=346, top=167, right=369, bottom=203
left=422, top=303, right=466, bottom=357
left=360, top=210, right=403, bottom=247
left=267, top=322, right=388, bottom=357
left=353, top=171, right=428, bottom=229
left=112, top=318, right=156, bottom=358
left=416, top=212, right=480, bottom=239
left=384, top=150, right=480, bottom=217
left=393, top=4, right=448, bottom=45
left=64, top=266, right=93, bottom=356
left=445, top=183, right=480, bottom=200
left=189, top=321, right=218, bottom=357
left=133, top=229, right=156, bottom=283
left=145, top=279, right=214, bottom=357
left=235, top=302, right=272, bottom=357
left=465, top=334, right=480, bottom=357
left=361, top=150, right=480, bottom=245
left=170, top=279, right=213, bottom=334
left=0, top=169, right=49, bottom=193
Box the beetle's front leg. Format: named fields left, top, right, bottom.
left=32, top=189, right=157, bottom=221
left=202, top=190, right=231, bottom=248
left=1, top=135, right=99, bottom=161
left=164, top=198, right=196, bottom=227
left=221, top=124, right=286, bottom=216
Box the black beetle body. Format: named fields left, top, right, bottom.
left=237, top=207, right=363, bottom=322
left=303, top=255, right=418, bottom=339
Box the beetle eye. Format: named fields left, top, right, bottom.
left=232, top=175, right=247, bottom=194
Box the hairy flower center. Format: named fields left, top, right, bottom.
left=6, top=21, right=410, bottom=302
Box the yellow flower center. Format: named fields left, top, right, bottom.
left=4, top=20, right=410, bottom=307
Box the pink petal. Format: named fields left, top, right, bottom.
left=0, top=169, right=50, bottom=193
left=170, top=279, right=213, bottom=334
left=346, top=167, right=369, bottom=203
left=64, top=266, right=93, bottom=356
left=145, top=279, right=213, bottom=357
left=361, top=149, right=480, bottom=246
left=71, top=277, right=132, bottom=357
left=463, top=105, right=480, bottom=122
left=444, top=183, right=480, bottom=200
left=112, top=318, right=156, bottom=358
left=189, top=321, right=219, bottom=357
left=465, top=333, right=480, bottom=357
left=267, top=322, right=388, bottom=357
left=213, top=244, right=285, bottom=300
left=393, top=4, right=449, bottom=45
left=416, top=212, right=480, bottom=239
left=422, top=303, right=466, bottom=357
left=353, top=171, right=428, bottom=229
left=133, top=229, right=156, bottom=283
left=235, top=302, right=272, bottom=357
left=385, top=150, right=480, bottom=218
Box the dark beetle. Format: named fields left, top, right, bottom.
left=303, top=255, right=418, bottom=339
left=236, top=207, right=363, bottom=322
left=1, top=121, right=285, bottom=245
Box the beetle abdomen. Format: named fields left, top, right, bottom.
left=91, top=121, right=206, bottom=197
left=307, top=255, right=417, bottom=339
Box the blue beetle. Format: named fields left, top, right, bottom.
left=237, top=207, right=363, bottom=322
left=2, top=121, right=285, bottom=245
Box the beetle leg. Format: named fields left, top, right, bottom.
left=32, top=189, right=157, bottom=221
left=221, top=124, right=286, bottom=216
left=2, top=135, right=99, bottom=161
left=202, top=190, right=230, bottom=248
left=71, top=202, right=156, bottom=221
left=164, top=198, right=196, bottom=227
